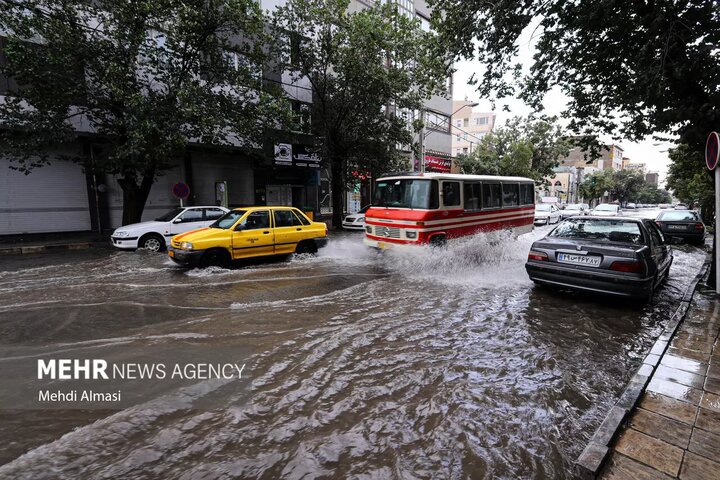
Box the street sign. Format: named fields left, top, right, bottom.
left=172, top=182, right=190, bottom=199
left=706, top=131, right=720, bottom=170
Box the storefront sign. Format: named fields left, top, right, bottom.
left=424, top=154, right=452, bottom=173
left=274, top=144, right=322, bottom=168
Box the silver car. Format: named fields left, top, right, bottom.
left=525, top=217, right=672, bottom=300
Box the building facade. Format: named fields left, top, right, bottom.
left=450, top=101, right=496, bottom=157
left=559, top=142, right=625, bottom=171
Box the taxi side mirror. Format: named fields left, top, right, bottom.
left=234, top=224, right=246, bottom=231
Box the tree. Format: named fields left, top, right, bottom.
left=610, top=169, right=645, bottom=205
left=457, top=115, right=570, bottom=182
left=272, top=0, right=450, bottom=228
left=635, top=185, right=672, bottom=205
left=666, top=144, right=714, bottom=221
left=0, top=0, right=289, bottom=225
left=579, top=169, right=614, bottom=205
left=429, top=0, right=719, bottom=155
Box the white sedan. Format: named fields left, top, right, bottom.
left=342, top=205, right=371, bottom=231
left=534, top=204, right=561, bottom=225
left=590, top=204, right=622, bottom=216
left=111, top=206, right=230, bottom=252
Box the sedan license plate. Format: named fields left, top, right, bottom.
left=557, top=253, right=601, bottom=267
left=667, top=224, right=687, bottom=230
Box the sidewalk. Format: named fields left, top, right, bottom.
left=598, top=283, right=720, bottom=479
left=0, top=231, right=109, bottom=256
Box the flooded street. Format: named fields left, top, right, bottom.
left=0, top=210, right=707, bottom=479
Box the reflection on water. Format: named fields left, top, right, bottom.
left=0, top=229, right=706, bottom=479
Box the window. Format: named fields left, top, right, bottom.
left=502, top=183, right=519, bottom=206
left=212, top=210, right=246, bottom=229
left=373, top=179, right=438, bottom=209
left=274, top=209, right=302, bottom=227
left=442, top=182, right=461, bottom=207
left=475, top=117, right=488, bottom=125
left=463, top=118, right=469, bottom=127
left=292, top=101, right=312, bottom=133
left=463, top=183, right=481, bottom=211
left=178, top=209, right=204, bottom=223
left=482, top=183, right=502, bottom=209
left=520, top=184, right=534, bottom=205
left=292, top=209, right=311, bottom=225
left=425, top=111, right=450, bottom=133
left=243, top=211, right=270, bottom=230
left=204, top=208, right=226, bottom=220
left=455, top=120, right=462, bottom=127
left=417, top=13, right=431, bottom=32
left=462, top=147, right=468, bottom=153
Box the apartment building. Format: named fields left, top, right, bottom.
left=559, top=142, right=625, bottom=171
left=450, top=100, right=496, bottom=157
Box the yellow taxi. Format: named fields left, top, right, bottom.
left=167, top=206, right=328, bottom=267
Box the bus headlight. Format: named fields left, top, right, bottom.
left=406, top=231, right=417, bottom=239
left=180, top=242, right=193, bottom=250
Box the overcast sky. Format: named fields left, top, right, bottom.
left=451, top=34, right=674, bottom=188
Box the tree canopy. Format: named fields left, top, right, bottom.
left=429, top=0, right=719, bottom=154
left=666, top=143, right=714, bottom=219
left=0, top=0, right=288, bottom=224
left=272, top=0, right=451, bottom=228
left=578, top=169, right=667, bottom=205
left=457, top=115, right=570, bottom=182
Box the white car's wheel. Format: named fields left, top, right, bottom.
left=140, top=234, right=164, bottom=252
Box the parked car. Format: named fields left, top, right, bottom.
left=674, top=203, right=689, bottom=210
left=342, top=205, right=370, bottom=231
left=625, top=203, right=636, bottom=209
left=168, top=206, right=328, bottom=267
left=655, top=210, right=706, bottom=245
left=560, top=204, right=586, bottom=219
left=525, top=216, right=672, bottom=300
left=534, top=204, right=561, bottom=225
left=659, top=203, right=672, bottom=209
left=111, top=206, right=230, bottom=252
left=590, top=204, right=622, bottom=216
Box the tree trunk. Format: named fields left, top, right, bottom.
left=117, top=170, right=155, bottom=225
left=330, top=155, right=345, bottom=230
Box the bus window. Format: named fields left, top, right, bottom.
left=520, top=183, right=534, bottom=205
left=463, top=183, right=481, bottom=211
left=442, top=182, right=461, bottom=207
left=482, top=182, right=502, bottom=209
left=502, top=183, right=519, bottom=206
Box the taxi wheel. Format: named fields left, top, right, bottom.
left=295, top=241, right=317, bottom=254
left=140, top=234, right=165, bottom=252
left=201, top=249, right=230, bottom=268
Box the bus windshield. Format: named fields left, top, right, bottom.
left=373, top=179, right=438, bottom=209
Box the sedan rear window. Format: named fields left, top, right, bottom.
left=658, top=211, right=699, bottom=221
left=551, top=219, right=644, bottom=243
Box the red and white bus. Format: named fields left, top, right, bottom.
left=363, top=173, right=535, bottom=248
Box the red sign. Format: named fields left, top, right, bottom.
left=707, top=132, right=720, bottom=170
left=172, top=182, right=190, bottom=199
left=424, top=154, right=452, bottom=173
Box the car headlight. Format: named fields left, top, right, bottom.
left=114, top=231, right=129, bottom=238
left=406, top=231, right=417, bottom=239
left=180, top=242, right=193, bottom=250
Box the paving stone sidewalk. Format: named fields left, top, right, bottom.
left=601, top=284, right=720, bottom=480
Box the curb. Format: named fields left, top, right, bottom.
left=574, top=253, right=712, bottom=479
left=0, top=242, right=94, bottom=256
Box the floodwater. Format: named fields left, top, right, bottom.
left=0, top=210, right=707, bottom=479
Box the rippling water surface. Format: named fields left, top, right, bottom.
left=0, top=218, right=707, bottom=479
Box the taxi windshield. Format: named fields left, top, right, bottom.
left=210, top=210, right=246, bottom=229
